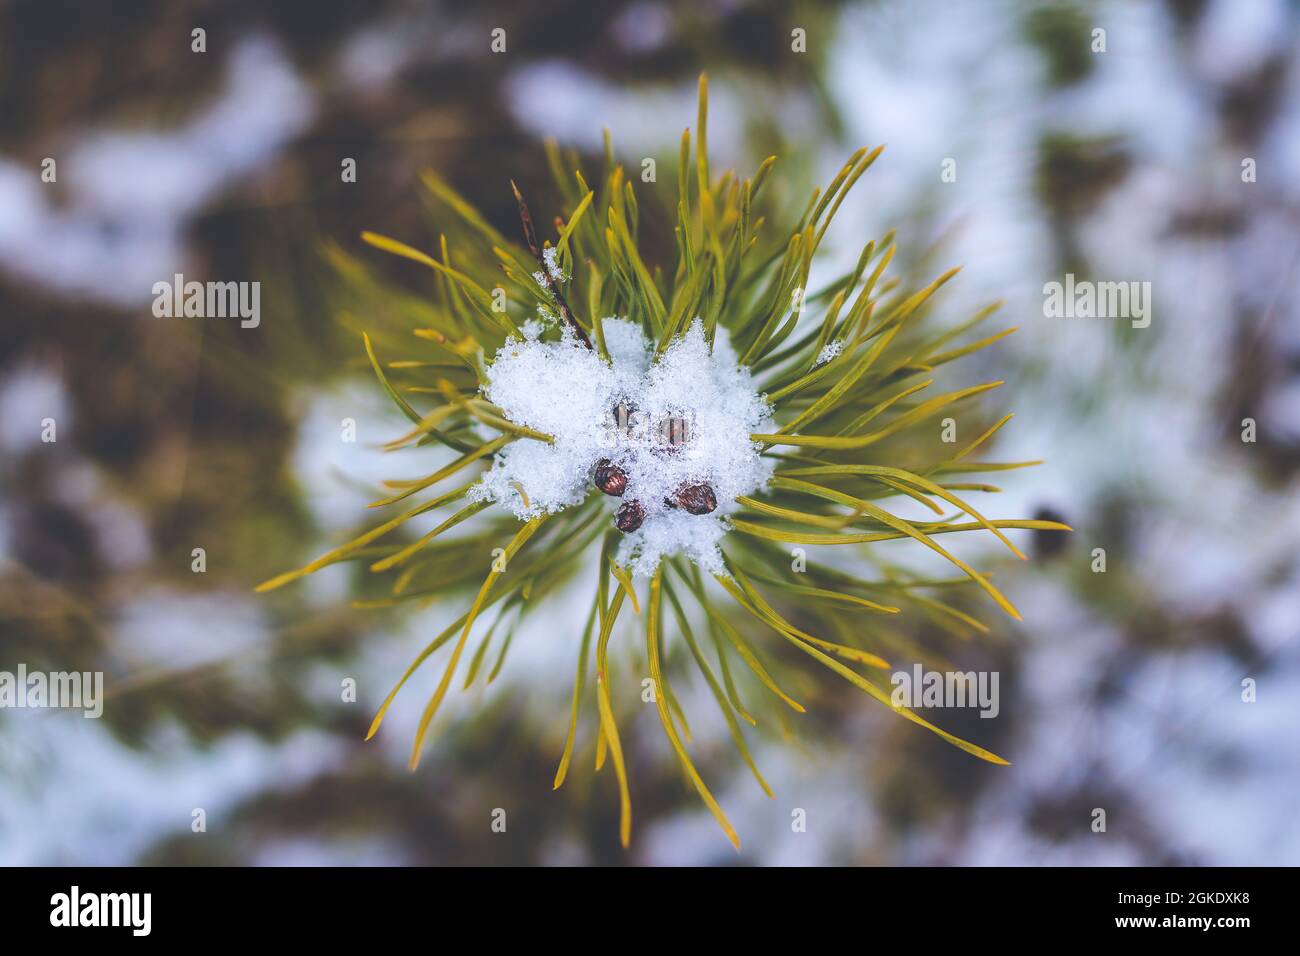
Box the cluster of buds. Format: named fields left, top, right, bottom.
left=594, top=403, right=717, bottom=533
left=510, top=187, right=717, bottom=535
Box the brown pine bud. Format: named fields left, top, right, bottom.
left=593, top=459, right=628, bottom=497
left=614, top=500, right=646, bottom=533
left=673, top=482, right=717, bottom=515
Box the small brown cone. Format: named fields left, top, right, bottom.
left=614, top=500, right=646, bottom=533
left=593, top=459, right=628, bottom=497
left=673, top=483, right=718, bottom=515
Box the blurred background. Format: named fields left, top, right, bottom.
left=2, top=0, right=1298, bottom=866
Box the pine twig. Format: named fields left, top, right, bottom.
left=511, top=179, right=593, bottom=350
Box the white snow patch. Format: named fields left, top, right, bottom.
left=542, top=246, right=567, bottom=282
left=815, top=339, right=845, bottom=366
left=532, top=248, right=569, bottom=293
left=470, top=318, right=775, bottom=574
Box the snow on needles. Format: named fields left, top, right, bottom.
left=470, top=318, right=776, bottom=575
left=815, top=339, right=845, bottom=366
